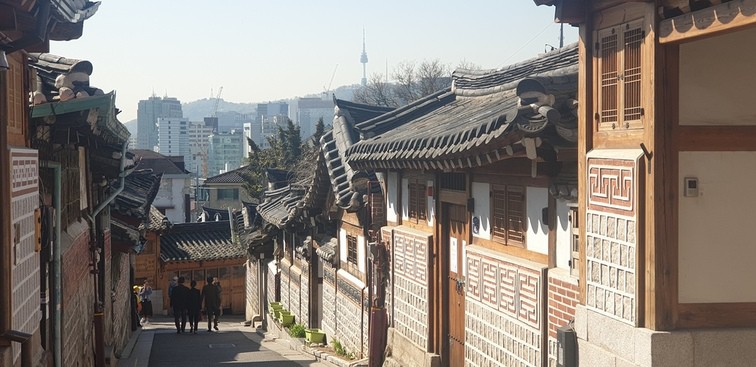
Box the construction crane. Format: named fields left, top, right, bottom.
left=323, top=64, right=338, bottom=97
left=212, top=86, right=223, bottom=117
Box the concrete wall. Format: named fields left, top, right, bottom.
left=679, top=27, right=756, bottom=126
left=575, top=306, right=756, bottom=367
left=678, top=151, right=756, bottom=303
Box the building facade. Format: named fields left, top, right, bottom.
left=208, top=130, right=244, bottom=176
left=132, top=150, right=193, bottom=224
left=136, top=96, right=183, bottom=150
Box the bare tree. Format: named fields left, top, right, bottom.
left=415, top=59, right=451, bottom=98
left=353, top=73, right=399, bottom=107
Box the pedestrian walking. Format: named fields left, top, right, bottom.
left=201, top=276, right=220, bottom=332
left=138, top=280, right=153, bottom=324
left=213, top=276, right=223, bottom=317
left=187, top=280, right=202, bottom=334
left=131, top=285, right=142, bottom=330
left=171, top=276, right=189, bottom=334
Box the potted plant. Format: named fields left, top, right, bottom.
left=278, top=311, right=295, bottom=327
left=305, top=328, right=326, bottom=344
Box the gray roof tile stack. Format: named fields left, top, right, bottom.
left=159, top=221, right=243, bottom=262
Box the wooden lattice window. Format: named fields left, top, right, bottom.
left=346, top=234, right=358, bottom=266
left=408, top=180, right=427, bottom=223
left=491, top=185, right=526, bottom=247
left=595, top=18, right=645, bottom=131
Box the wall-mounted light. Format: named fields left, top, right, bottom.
left=0, top=50, right=9, bottom=71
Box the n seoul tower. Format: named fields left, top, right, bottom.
left=360, top=28, right=368, bottom=86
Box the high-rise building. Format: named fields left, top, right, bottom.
left=136, top=95, right=183, bottom=150
left=157, top=117, right=190, bottom=158
left=290, top=97, right=333, bottom=140
left=254, top=101, right=289, bottom=147
left=188, top=119, right=215, bottom=178
left=242, top=122, right=253, bottom=158
left=208, top=130, right=244, bottom=176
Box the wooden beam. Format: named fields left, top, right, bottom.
left=577, top=23, right=592, bottom=306
left=677, top=303, right=756, bottom=328
left=659, top=0, right=756, bottom=44
left=677, top=126, right=756, bottom=151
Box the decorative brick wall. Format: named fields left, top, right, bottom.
left=267, top=261, right=277, bottom=306
left=335, top=270, right=367, bottom=357
left=300, top=263, right=310, bottom=326
left=280, top=258, right=291, bottom=311
left=322, top=265, right=337, bottom=339
left=465, top=247, right=546, bottom=367
left=110, top=251, right=133, bottom=357
left=391, top=227, right=432, bottom=351
left=289, top=266, right=302, bottom=323
left=61, top=226, right=95, bottom=366
left=10, top=148, right=40, bottom=363
left=546, top=271, right=579, bottom=367
left=246, top=260, right=260, bottom=318
left=586, top=152, right=641, bottom=326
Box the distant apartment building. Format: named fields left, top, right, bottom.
left=242, top=122, right=253, bottom=158
left=208, top=130, right=244, bottom=176
left=136, top=95, right=183, bottom=150
left=188, top=119, right=216, bottom=178
left=216, top=111, right=254, bottom=134
left=260, top=115, right=288, bottom=149
left=290, top=96, right=333, bottom=139
left=254, top=101, right=288, bottom=147
left=157, top=117, right=189, bottom=158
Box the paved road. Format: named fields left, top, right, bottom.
left=119, top=315, right=332, bottom=367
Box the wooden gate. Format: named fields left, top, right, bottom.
left=445, top=203, right=467, bottom=366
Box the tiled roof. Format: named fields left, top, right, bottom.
left=205, top=165, right=252, bottom=184
left=320, top=99, right=395, bottom=211
left=201, top=206, right=231, bottom=221
left=346, top=45, right=579, bottom=171
left=256, top=185, right=306, bottom=228
left=266, top=168, right=294, bottom=189
left=148, top=206, right=172, bottom=232
left=112, top=170, right=162, bottom=219
left=159, top=221, right=244, bottom=262
left=314, top=235, right=338, bottom=265
left=131, top=150, right=190, bottom=175
left=300, top=150, right=333, bottom=215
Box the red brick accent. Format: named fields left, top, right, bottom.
left=547, top=273, right=579, bottom=338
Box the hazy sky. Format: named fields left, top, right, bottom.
left=50, top=1, right=577, bottom=122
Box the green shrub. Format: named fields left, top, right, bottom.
left=288, top=323, right=306, bottom=338
left=331, top=339, right=354, bottom=359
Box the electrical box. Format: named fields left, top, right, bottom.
left=557, top=324, right=577, bottom=367
left=683, top=177, right=698, bottom=197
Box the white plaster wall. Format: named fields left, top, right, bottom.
left=387, top=172, right=399, bottom=223
left=526, top=187, right=549, bottom=255
left=401, top=178, right=409, bottom=221
left=426, top=180, right=435, bottom=227
left=339, top=228, right=348, bottom=263
left=471, top=182, right=491, bottom=240
left=555, top=200, right=572, bottom=270
left=166, top=177, right=187, bottom=224
left=679, top=152, right=756, bottom=303
left=680, top=27, right=756, bottom=126
left=357, top=235, right=366, bottom=273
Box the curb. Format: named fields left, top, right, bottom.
left=265, top=314, right=356, bottom=367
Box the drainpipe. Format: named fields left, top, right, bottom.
left=39, top=160, right=61, bottom=367
left=83, top=142, right=128, bottom=367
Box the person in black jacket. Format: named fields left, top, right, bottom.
left=171, top=277, right=189, bottom=334
left=187, top=280, right=202, bottom=334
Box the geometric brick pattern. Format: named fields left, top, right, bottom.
left=10, top=148, right=39, bottom=363
left=322, top=266, right=337, bottom=339
left=464, top=247, right=545, bottom=366
left=587, top=158, right=635, bottom=215
left=586, top=155, right=639, bottom=326
left=335, top=270, right=367, bottom=357
left=391, top=228, right=432, bottom=351
left=246, top=260, right=260, bottom=317
left=465, top=249, right=543, bottom=329
left=466, top=299, right=542, bottom=366
left=547, top=272, right=579, bottom=367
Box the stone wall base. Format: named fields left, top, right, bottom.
left=382, top=328, right=439, bottom=367
left=575, top=305, right=756, bottom=367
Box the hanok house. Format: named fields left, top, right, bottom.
left=136, top=220, right=247, bottom=314
left=346, top=46, right=579, bottom=367
left=198, top=164, right=256, bottom=216
left=0, top=2, right=99, bottom=366
left=533, top=0, right=756, bottom=366
left=30, top=51, right=133, bottom=367
left=131, top=149, right=193, bottom=224
left=110, top=169, right=162, bottom=337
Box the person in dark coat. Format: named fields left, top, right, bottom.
left=171, top=276, right=189, bottom=333
left=187, top=280, right=202, bottom=334
left=201, top=276, right=221, bottom=332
